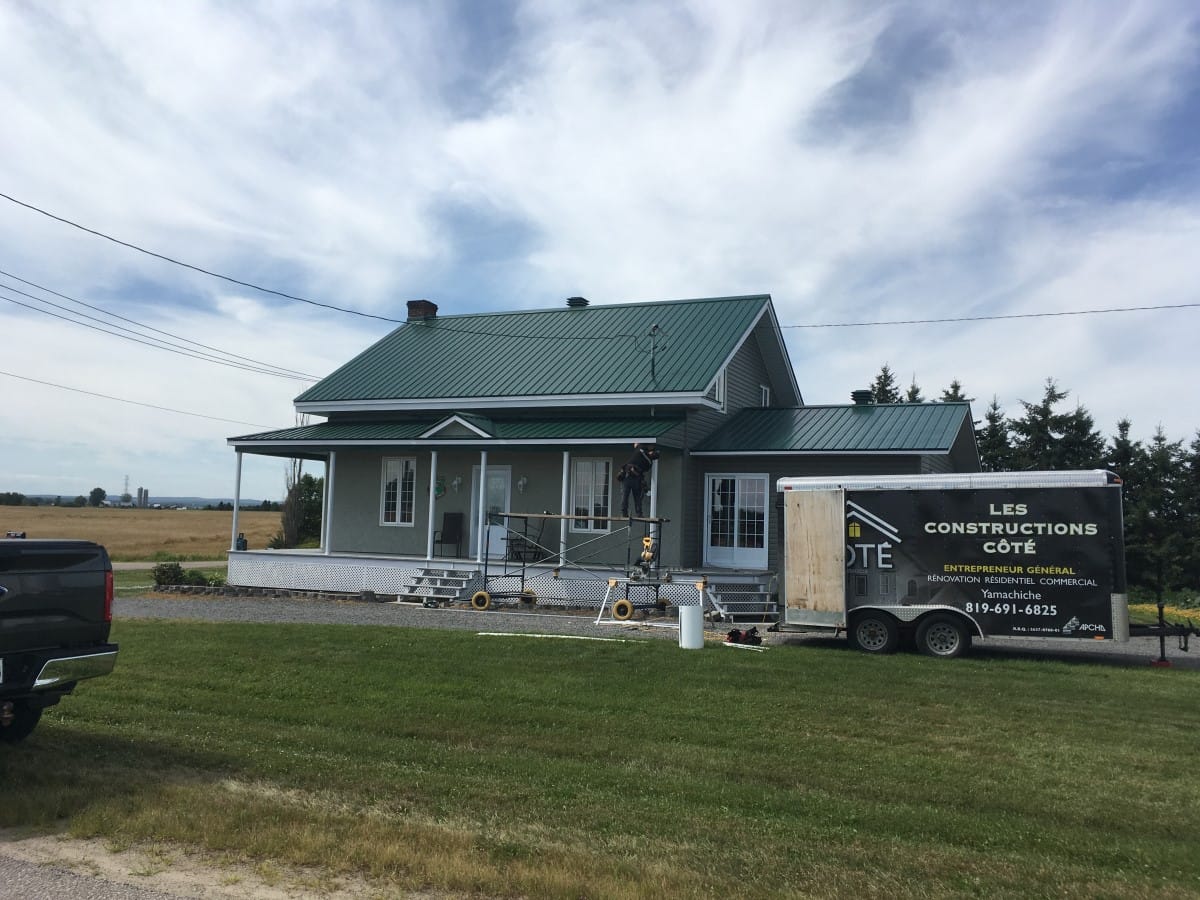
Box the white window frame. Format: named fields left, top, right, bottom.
left=570, top=458, right=611, bottom=533
left=703, top=472, right=769, bottom=569
left=760, top=384, right=771, bottom=407
left=380, top=457, right=416, bottom=527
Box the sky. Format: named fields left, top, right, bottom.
left=2, top=0, right=1198, bottom=502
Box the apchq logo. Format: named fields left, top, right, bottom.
left=1060, top=616, right=1105, bottom=635
left=846, top=501, right=900, bottom=569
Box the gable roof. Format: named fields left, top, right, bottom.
left=692, top=402, right=974, bottom=454
left=295, top=294, right=798, bottom=413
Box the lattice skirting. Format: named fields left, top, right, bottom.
left=229, top=556, right=422, bottom=595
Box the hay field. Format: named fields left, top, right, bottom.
left=0, top=507, right=280, bottom=561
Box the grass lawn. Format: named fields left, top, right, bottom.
left=3, top=620, right=1198, bottom=899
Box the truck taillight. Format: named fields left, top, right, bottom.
left=104, top=569, right=114, bottom=623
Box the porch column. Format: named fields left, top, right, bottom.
left=229, top=450, right=243, bottom=551
left=649, top=456, right=659, bottom=548
left=322, top=452, right=337, bottom=555
left=475, top=449, right=488, bottom=563
left=559, top=450, right=570, bottom=566
left=425, top=450, right=438, bottom=560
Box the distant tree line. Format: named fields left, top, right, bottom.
left=872, top=364, right=1200, bottom=598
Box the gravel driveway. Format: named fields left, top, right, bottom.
left=115, top=595, right=1200, bottom=668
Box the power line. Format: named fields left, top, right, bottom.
left=0, top=289, right=313, bottom=381
left=0, top=267, right=318, bottom=378
left=0, top=190, right=406, bottom=324
left=0, top=369, right=275, bottom=428
left=2, top=190, right=1196, bottom=339
left=777, top=302, right=1200, bottom=329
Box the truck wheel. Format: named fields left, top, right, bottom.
left=915, top=614, right=972, bottom=659
left=0, top=702, right=42, bottom=743
left=612, top=598, right=635, bottom=620
left=469, top=591, right=491, bottom=611
left=848, top=612, right=900, bottom=654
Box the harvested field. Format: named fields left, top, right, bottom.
left=0, top=506, right=279, bottom=560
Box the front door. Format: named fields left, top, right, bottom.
left=703, top=474, right=769, bottom=569
left=469, top=466, right=512, bottom=557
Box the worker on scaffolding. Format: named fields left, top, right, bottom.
left=617, top=443, right=659, bottom=518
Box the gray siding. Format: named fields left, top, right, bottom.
left=693, top=454, right=925, bottom=572
left=327, top=446, right=686, bottom=568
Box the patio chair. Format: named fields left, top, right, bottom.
left=433, top=512, right=464, bottom=558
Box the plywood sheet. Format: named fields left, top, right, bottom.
left=783, top=490, right=845, bottom=612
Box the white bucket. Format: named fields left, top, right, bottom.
left=677, top=604, right=704, bottom=650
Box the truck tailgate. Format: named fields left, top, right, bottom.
left=0, top=541, right=112, bottom=653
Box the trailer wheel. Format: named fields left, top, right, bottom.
left=848, top=612, right=900, bottom=654
left=915, top=614, right=972, bottom=659
left=0, top=702, right=42, bottom=743
left=612, top=598, right=635, bottom=621
left=469, top=590, right=491, bottom=611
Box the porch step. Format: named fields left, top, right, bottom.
left=397, top=567, right=480, bottom=605
left=707, top=585, right=779, bottom=624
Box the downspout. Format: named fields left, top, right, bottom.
left=323, top=452, right=336, bottom=555
left=559, top=450, right=570, bottom=567
left=230, top=450, right=243, bottom=552
left=475, top=449, right=488, bottom=563
left=426, top=450, right=438, bottom=560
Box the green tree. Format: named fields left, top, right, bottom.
left=88, top=487, right=107, bottom=507
left=1123, top=428, right=1187, bottom=601
left=941, top=379, right=973, bottom=403
left=1009, top=379, right=1105, bottom=470
left=904, top=375, right=924, bottom=402
left=870, top=364, right=901, bottom=404
left=71, top=495, right=87, bottom=507
left=976, top=397, right=1014, bottom=472
left=276, top=464, right=325, bottom=549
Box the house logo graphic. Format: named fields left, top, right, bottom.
left=846, top=501, right=902, bottom=544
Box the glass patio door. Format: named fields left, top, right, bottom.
left=703, top=474, right=768, bottom=569
left=469, top=466, right=511, bottom=557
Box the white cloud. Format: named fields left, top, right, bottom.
left=1, top=0, right=1199, bottom=499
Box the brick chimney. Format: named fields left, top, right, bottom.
left=406, top=299, right=438, bottom=322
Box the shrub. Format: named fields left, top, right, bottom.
left=152, top=562, right=186, bottom=586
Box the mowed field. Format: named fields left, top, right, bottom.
left=0, top=506, right=279, bottom=560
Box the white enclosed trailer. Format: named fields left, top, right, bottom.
left=775, top=470, right=1131, bottom=658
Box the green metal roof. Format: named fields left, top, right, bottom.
left=693, top=403, right=972, bottom=454
left=295, top=295, right=771, bottom=406
left=229, top=415, right=683, bottom=446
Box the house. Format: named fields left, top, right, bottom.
left=226, top=294, right=979, bottom=609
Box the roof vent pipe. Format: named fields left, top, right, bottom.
left=566, top=296, right=589, bottom=308
left=851, top=389, right=874, bottom=405
left=406, top=299, right=438, bottom=321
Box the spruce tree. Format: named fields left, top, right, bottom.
left=870, top=364, right=901, bottom=403
left=976, top=396, right=1014, bottom=472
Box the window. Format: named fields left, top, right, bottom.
left=571, top=458, right=611, bottom=532
left=381, top=457, right=416, bottom=526
left=760, top=384, right=771, bottom=407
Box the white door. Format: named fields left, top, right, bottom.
left=470, top=466, right=512, bottom=557
left=703, top=474, right=768, bottom=569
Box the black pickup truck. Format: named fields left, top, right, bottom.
left=0, top=539, right=119, bottom=742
